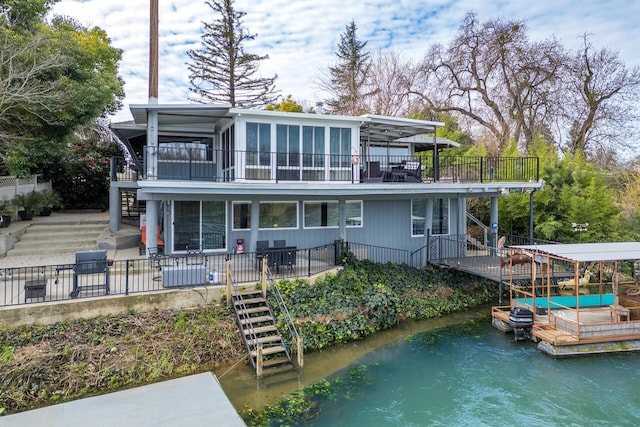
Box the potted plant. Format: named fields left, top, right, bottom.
left=12, top=191, right=45, bottom=220
left=0, top=201, right=14, bottom=227
left=39, top=189, right=62, bottom=216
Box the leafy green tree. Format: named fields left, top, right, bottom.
left=50, top=121, right=123, bottom=210
left=322, top=20, right=374, bottom=115
left=0, top=0, right=124, bottom=176
left=500, top=149, right=622, bottom=242
left=265, top=95, right=303, bottom=112
left=187, top=0, right=278, bottom=108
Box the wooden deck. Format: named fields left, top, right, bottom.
left=493, top=304, right=640, bottom=347
left=436, top=255, right=574, bottom=283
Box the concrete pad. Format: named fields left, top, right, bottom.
left=0, top=373, right=245, bottom=427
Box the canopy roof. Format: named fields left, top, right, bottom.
left=111, top=104, right=452, bottom=156
left=513, top=242, right=640, bottom=263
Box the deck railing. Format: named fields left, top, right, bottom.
left=0, top=243, right=342, bottom=308
left=1, top=236, right=542, bottom=309
left=111, top=149, right=539, bottom=184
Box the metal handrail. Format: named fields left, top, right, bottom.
left=254, top=260, right=302, bottom=362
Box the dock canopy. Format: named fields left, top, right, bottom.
left=512, top=242, right=640, bottom=263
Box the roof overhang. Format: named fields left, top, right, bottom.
left=127, top=103, right=233, bottom=126
left=134, top=180, right=543, bottom=202
left=513, top=242, right=640, bottom=263
left=359, top=114, right=444, bottom=143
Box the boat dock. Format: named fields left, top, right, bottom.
left=490, top=242, right=640, bottom=356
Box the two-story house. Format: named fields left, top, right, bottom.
left=110, top=103, right=542, bottom=259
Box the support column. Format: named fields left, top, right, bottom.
left=146, top=200, right=158, bottom=256
left=490, top=196, right=498, bottom=255
left=146, top=109, right=158, bottom=180
left=458, top=197, right=466, bottom=235
left=250, top=200, right=260, bottom=252
left=109, top=187, right=121, bottom=232
left=338, top=199, right=346, bottom=241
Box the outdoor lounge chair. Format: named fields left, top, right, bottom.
left=139, top=225, right=164, bottom=255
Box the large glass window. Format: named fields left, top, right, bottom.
left=232, top=202, right=251, bottom=230
left=302, top=126, right=325, bottom=167
left=329, top=127, right=351, bottom=167
left=345, top=201, right=362, bottom=227
left=173, top=200, right=226, bottom=251
left=259, top=202, right=298, bottom=229
left=276, top=124, right=300, bottom=165
left=246, top=122, right=271, bottom=166
left=276, top=124, right=300, bottom=180
left=304, top=201, right=362, bottom=228
left=412, top=199, right=449, bottom=236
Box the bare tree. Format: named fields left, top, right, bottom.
left=187, top=0, right=278, bottom=108
left=0, top=31, right=68, bottom=153
left=360, top=50, right=419, bottom=117
left=562, top=35, right=640, bottom=156
left=412, top=13, right=565, bottom=154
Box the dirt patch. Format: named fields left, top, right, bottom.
left=0, top=304, right=243, bottom=415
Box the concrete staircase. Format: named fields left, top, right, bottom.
left=7, top=219, right=108, bottom=257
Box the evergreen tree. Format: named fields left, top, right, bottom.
left=187, top=0, right=278, bottom=108
left=322, top=20, right=373, bottom=115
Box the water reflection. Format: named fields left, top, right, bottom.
left=215, top=308, right=487, bottom=411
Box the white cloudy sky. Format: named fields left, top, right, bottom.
left=51, top=0, right=640, bottom=122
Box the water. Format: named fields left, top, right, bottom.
left=311, top=320, right=640, bottom=427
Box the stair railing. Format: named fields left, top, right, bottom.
left=225, top=258, right=262, bottom=368
left=261, top=257, right=304, bottom=369
left=466, top=212, right=489, bottom=249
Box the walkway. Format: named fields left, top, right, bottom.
left=0, top=372, right=245, bottom=427
left=0, top=210, right=142, bottom=268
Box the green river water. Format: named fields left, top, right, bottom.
left=218, top=309, right=640, bottom=426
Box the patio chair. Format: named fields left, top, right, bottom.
left=274, top=239, right=286, bottom=248
left=139, top=226, right=164, bottom=255
left=256, top=240, right=270, bottom=270
left=364, top=161, right=383, bottom=182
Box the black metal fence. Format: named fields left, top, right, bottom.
left=0, top=243, right=342, bottom=308
left=111, top=151, right=539, bottom=184
left=2, top=236, right=545, bottom=308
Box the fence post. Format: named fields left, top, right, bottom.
left=256, top=344, right=263, bottom=378
left=125, top=261, right=129, bottom=295
left=296, top=337, right=304, bottom=369
left=307, top=249, right=311, bottom=276
left=226, top=258, right=232, bottom=306
left=261, top=257, right=267, bottom=299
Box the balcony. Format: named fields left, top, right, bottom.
left=111, top=147, right=539, bottom=184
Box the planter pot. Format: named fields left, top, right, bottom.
left=39, top=207, right=52, bottom=216
left=18, top=210, right=35, bottom=221
left=0, top=215, right=10, bottom=227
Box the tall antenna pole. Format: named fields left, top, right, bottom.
left=149, top=0, right=159, bottom=103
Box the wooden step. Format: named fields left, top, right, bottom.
left=240, top=306, right=270, bottom=315
left=247, top=335, right=283, bottom=346
left=240, top=315, right=274, bottom=325
left=261, top=356, right=291, bottom=368
left=250, top=345, right=287, bottom=357
left=234, top=290, right=263, bottom=297
left=234, top=297, right=265, bottom=305
left=243, top=325, right=277, bottom=335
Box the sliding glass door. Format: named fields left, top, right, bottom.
left=173, top=201, right=226, bottom=252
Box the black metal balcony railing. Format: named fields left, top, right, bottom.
left=111, top=148, right=539, bottom=184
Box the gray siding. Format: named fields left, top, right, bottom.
left=164, top=197, right=463, bottom=255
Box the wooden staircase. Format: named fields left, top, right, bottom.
left=232, top=288, right=293, bottom=376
